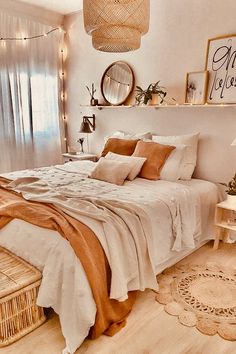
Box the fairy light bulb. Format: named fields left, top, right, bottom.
left=1, top=40, right=6, bottom=48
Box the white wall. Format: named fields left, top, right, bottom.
left=0, top=0, right=63, bottom=26
left=64, top=0, right=236, bottom=183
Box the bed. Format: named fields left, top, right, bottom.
left=0, top=159, right=219, bottom=354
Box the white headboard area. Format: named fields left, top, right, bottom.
left=64, top=0, right=236, bottom=184
left=86, top=106, right=236, bottom=184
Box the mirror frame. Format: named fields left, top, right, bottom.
left=101, top=61, right=134, bottom=106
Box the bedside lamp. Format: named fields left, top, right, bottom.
left=79, top=114, right=96, bottom=133
left=78, top=114, right=96, bottom=153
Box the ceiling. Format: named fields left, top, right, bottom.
left=16, top=0, right=83, bottom=14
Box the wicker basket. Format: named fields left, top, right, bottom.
left=0, top=247, right=46, bottom=346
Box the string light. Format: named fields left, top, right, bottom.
left=1, top=40, right=6, bottom=48
left=105, top=74, right=131, bottom=86
left=60, top=40, right=68, bottom=153
left=0, top=25, right=68, bottom=154
left=0, top=27, right=63, bottom=42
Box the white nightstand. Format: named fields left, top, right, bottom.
left=62, top=153, right=97, bottom=163
left=214, top=200, right=236, bottom=249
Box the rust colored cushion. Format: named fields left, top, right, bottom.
left=132, top=141, right=175, bottom=180
left=101, top=138, right=139, bottom=157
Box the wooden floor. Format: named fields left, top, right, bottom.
left=2, top=241, right=236, bottom=354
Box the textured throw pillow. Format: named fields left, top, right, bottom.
left=89, top=158, right=131, bottom=185
left=100, top=138, right=139, bottom=157
left=104, top=130, right=126, bottom=142
left=152, top=133, right=199, bottom=180
left=124, top=132, right=152, bottom=140
left=160, top=144, right=186, bottom=181
left=132, top=140, right=175, bottom=180
left=104, top=131, right=152, bottom=143
left=105, top=152, right=146, bottom=181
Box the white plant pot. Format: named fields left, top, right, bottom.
left=151, top=93, right=158, bottom=105
left=226, top=194, right=236, bottom=205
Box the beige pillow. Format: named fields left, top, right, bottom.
left=152, top=133, right=199, bottom=180
left=105, top=152, right=146, bottom=181
left=132, top=140, right=175, bottom=180
left=100, top=138, right=139, bottom=157
left=160, top=144, right=187, bottom=181
left=89, top=158, right=131, bottom=185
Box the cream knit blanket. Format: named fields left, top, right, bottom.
left=1, top=162, right=200, bottom=300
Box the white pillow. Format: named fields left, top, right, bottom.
left=104, top=131, right=125, bottom=142
left=152, top=133, right=199, bottom=180
left=104, top=131, right=152, bottom=143
left=124, top=132, right=152, bottom=140
left=105, top=152, right=146, bottom=181
left=160, top=144, right=186, bottom=181
left=89, top=158, right=131, bottom=185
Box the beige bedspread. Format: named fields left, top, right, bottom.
left=0, top=162, right=205, bottom=353
left=2, top=175, right=159, bottom=301
left=0, top=177, right=137, bottom=339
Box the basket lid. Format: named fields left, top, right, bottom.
left=0, top=247, right=42, bottom=298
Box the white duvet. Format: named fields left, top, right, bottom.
left=0, top=161, right=218, bottom=353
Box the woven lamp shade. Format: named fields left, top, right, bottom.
left=231, top=138, right=236, bottom=146
left=83, top=0, right=150, bottom=52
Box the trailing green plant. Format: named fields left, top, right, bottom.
left=226, top=173, right=236, bottom=195
left=135, top=81, right=167, bottom=105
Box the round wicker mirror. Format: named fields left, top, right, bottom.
left=101, top=61, right=134, bottom=105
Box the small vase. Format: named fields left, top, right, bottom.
left=90, top=98, right=98, bottom=106
left=78, top=138, right=84, bottom=153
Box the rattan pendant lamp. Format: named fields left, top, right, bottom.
left=83, top=0, right=150, bottom=52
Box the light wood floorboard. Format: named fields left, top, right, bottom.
left=1, top=241, right=236, bottom=354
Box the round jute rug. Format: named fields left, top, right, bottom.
left=155, top=263, right=236, bottom=341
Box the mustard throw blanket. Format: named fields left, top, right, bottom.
left=0, top=178, right=136, bottom=339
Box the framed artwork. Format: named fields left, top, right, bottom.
left=185, top=71, right=208, bottom=104
left=205, top=34, right=236, bottom=104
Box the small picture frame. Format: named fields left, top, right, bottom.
left=185, top=71, right=208, bottom=105
left=205, top=34, right=236, bottom=104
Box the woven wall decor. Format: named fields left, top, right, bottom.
left=83, top=0, right=150, bottom=52
left=155, top=263, right=236, bottom=341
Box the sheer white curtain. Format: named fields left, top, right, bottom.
left=0, top=12, right=63, bottom=173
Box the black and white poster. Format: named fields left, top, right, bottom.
left=206, top=34, right=236, bottom=104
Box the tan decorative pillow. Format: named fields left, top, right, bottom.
left=100, top=138, right=139, bottom=157
left=105, top=152, right=146, bottom=181
left=89, top=158, right=131, bottom=185
left=132, top=141, right=175, bottom=180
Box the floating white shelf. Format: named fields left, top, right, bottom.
left=80, top=103, right=236, bottom=110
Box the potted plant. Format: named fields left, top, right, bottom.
left=135, top=81, right=167, bottom=105
left=225, top=174, right=236, bottom=204
left=86, top=83, right=98, bottom=106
